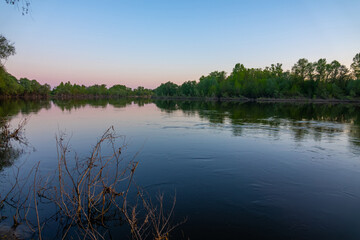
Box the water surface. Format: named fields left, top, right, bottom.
left=1, top=99, right=360, bottom=239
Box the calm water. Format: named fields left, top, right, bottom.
left=1, top=99, right=360, bottom=239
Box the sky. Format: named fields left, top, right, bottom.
left=0, top=0, right=359, bottom=89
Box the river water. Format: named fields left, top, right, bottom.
left=1, top=99, right=360, bottom=239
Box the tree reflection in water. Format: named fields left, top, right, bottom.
left=0, top=100, right=51, bottom=171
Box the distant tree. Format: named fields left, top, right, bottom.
left=351, top=53, right=360, bottom=79
left=0, top=35, right=16, bottom=67
left=270, top=63, right=283, bottom=78
left=155, top=82, right=179, bottom=96
left=338, top=65, right=350, bottom=82
left=327, top=60, right=341, bottom=82
left=109, top=84, right=130, bottom=96
left=180, top=80, right=198, bottom=97
left=133, top=86, right=152, bottom=96
left=306, top=62, right=316, bottom=81
left=292, top=58, right=309, bottom=80
left=197, top=72, right=224, bottom=97
left=315, top=58, right=327, bottom=82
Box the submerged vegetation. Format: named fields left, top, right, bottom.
left=0, top=98, right=182, bottom=239
left=2, top=98, right=360, bottom=239
left=0, top=125, right=182, bottom=239
left=0, top=117, right=27, bottom=171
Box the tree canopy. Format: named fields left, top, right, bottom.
left=351, top=53, right=360, bottom=80
left=0, top=33, right=359, bottom=100
left=0, top=35, right=16, bottom=67
left=154, top=53, right=360, bottom=99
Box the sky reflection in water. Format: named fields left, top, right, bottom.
left=1, top=99, right=360, bottom=239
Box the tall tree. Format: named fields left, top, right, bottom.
left=270, top=63, right=283, bottom=78
left=292, top=58, right=309, bottom=80
left=315, top=58, right=327, bottom=82
left=328, top=60, right=341, bottom=82
left=306, top=62, right=316, bottom=81
left=351, top=53, right=360, bottom=79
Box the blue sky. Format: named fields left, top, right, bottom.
left=0, top=0, right=359, bottom=88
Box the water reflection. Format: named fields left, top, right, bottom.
left=1, top=99, right=360, bottom=239
left=0, top=99, right=50, bottom=116
left=52, top=98, right=152, bottom=111
left=154, top=100, right=360, bottom=147
left=51, top=98, right=360, bottom=148
left=0, top=100, right=50, bottom=170
left=1, top=99, right=360, bottom=153
left=0, top=142, right=21, bottom=171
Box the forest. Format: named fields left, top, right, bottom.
left=0, top=66, right=153, bottom=98
left=1, top=55, right=360, bottom=100
left=1, top=34, right=360, bottom=99
left=154, top=54, right=360, bottom=99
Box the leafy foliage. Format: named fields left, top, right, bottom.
left=51, top=81, right=153, bottom=97
left=154, top=53, right=360, bottom=99
left=0, top=35, right=16, bottom=66
left=351, top=53, right=360, bottom=80
left=1, top=33, right=359, bottom=100
left=0, top=66, right=50, bottom=97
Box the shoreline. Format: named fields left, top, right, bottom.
left=1, top=95, right=360, bottom=104
left=151, top=96, right=360, bottom=104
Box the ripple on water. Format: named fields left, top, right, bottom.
left=190, top=156, right=214, bottom=162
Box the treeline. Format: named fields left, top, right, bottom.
left=0, top=34, right=152, bottom=98
left=52, top=82, right=152, bottom=98
left=155, top=53, right=360, bottom=99
left=2, top=53, right=360, bottom=100
left=0, top=66, right=51, bottom=98
left=0, top=66, right=152, bottom=98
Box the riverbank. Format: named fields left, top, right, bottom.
left=0, top=95, right=152, bottom=101
left=51, top=94, right=152, bottom=100
left=1, top=94, right=360, bottom=104
left=0, top=95, right=50, bottom=100
left=151, top=96, right=360, bottom=104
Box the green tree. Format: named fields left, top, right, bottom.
left=292, top=58, right=309, bottom=80
left=109, top=84, right=130, bottom=96
left=351, top=53, right=360, bottom=79
left=155, top=82, right=179, bottom=96
left=0, top=35, right=16, bottom=67
left=315, top=58, right=327, bottom=82
left=306, top=62, right=316, bottom=81
left=180, top=81, right=198, bottom=97
left=337, top=65, right=350, bottom=84
left=270, top=63, right=283, bottom=78
left=328, top=60, right=341, bottom=82
left=197, top=71, right=226, bottom=97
